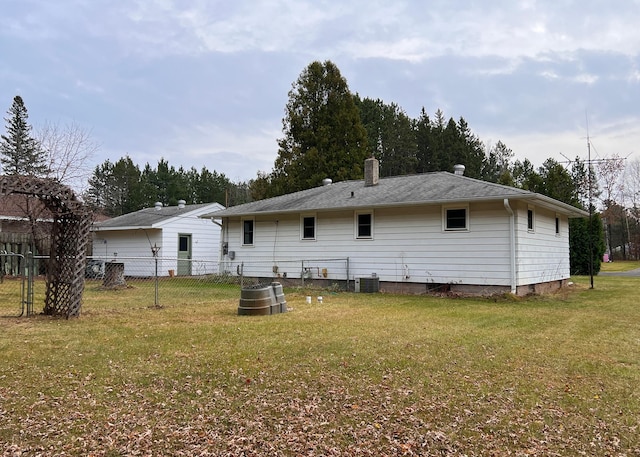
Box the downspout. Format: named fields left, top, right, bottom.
left=211, top=217, right=225, bottom=263
left=503, top=199, right=517, bottom=294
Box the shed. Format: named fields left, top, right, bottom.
left=92, top=201, right=224, bottom=277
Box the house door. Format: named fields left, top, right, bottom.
left=177, top=234, right=192, bottom=276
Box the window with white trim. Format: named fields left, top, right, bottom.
left=443, top=206, right=469, bottom=231
left=356, top=211, right=373, bottom=239
left=301, top=215, right=316, bottom=240
left=242, top=218, right=254, bottom=245
left=555, top=215, right=560, bottom=235
left=527, top=207, right=535, bottom=232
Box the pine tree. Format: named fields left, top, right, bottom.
left=355, top=96, right=417, bottom=177
left=0, top=95, right=49, bottom=176
left=268, top=60, right=369, bottom=197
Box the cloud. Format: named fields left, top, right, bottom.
left=120, top=120, right=282, bottom=182
left=482, top=118, right=640, bottom=172
left=8, top=1, right=640, bottom=66
left=2, top=0, right=640, bottom=191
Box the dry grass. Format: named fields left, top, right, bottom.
left=600, top=260, right=640, bottom=272
left=1, top=276, right=639, bottom=456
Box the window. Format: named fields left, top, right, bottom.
left=178, top=235, right=189, bottom=252
left=242, top=218, right=254, bottom=245
left=555, top=216, right=560, bottom=235
left=301, top=215, right=316, bottom=240
left=356, top=212, right=373, bottom=239
left=444, top=206, right=468, bottom=231
left=527, top=207, right=535, bottom=232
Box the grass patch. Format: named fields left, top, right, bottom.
left=600, top=260, right=640, bottom=272
left=1, top=276, right=639, bottom=455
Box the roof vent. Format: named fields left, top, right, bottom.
left=154, top=202, right=163, bottom=211
left=322, top=178, right=332, bottom=186
left=453, top=164, right=466, bottom=175
left=178, top=199, right=186, bottom=209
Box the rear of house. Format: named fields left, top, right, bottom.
left=204, top=159, right=587, bottom=295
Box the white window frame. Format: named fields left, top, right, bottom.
left=527, top=206, right=535, bottom=232
left=241, top=217, right=255, bottom=246
left=442, top=205, right=469, bottom=232
left=355, top=210, right=374, bottom=239
left=555, top=214, right=560, bottom=236
left=300, top=214, right=317, bottom=241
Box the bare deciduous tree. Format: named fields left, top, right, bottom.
left=37, top=120, right=100, bottom=193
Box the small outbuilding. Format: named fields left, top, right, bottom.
left=91, top=201, right=224, bottom=277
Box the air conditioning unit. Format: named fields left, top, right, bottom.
left=355, top=277, right=379, bottom=293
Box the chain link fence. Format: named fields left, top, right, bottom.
left=1, top=255, right=350, bottom=315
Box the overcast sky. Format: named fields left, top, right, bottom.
left=2, top=0, right=639, bottom=186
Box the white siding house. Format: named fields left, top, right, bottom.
left=91, top=201, right=224, bottom=277
left=203, top=159, right=588, bottom=295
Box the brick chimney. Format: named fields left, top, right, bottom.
left=364, top=156, right=379, bottom=186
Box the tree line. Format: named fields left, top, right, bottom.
left=84, top=157, right=252, bottom=217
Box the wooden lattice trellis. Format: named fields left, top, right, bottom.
left=0, top=175, right=91, bottom=318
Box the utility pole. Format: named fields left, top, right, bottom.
left=587, top=135, right=594, bottom=289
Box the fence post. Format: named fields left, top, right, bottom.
left=346, top=257, right=350, bottom=291
left=25, top=251, right=34, bottom=316
left=151, top=244, right=160, bottom=307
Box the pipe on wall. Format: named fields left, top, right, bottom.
left=503, top=199, right=517, bottom=294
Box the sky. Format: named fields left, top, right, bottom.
left=2, top=0, right=639, bottom=188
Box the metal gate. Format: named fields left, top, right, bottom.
left=0, top=251, right=35, bottom=316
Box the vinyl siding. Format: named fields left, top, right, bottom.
left=91, top=204, right=222, bottom=276
left=513, top=202, right=570, bottom=285
left=222, top=201, right=528, bottom=286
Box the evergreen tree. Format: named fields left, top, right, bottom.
left=415, top=108, right=434, bottom=173
left=189, top=167, right=232, bottom=205
left=454, top=117, right=485, bottom=178
left=85, top=156, right=144, bottom=216
left=512, top=158, right=543, bottom=191
left=355, top=96, right=416, bottom=177
left=268, top=60, right=369, bottom=196
left=0, top=95, right=49, bottom=176
left=569, top=211, right=606, bottom=275
left=537, top=158, right=579, bottom=206
left=482, top=141, right=514, bottom=185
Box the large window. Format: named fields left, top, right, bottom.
left=444, top=206, right=468, bottom=231
left=356, top=212, right=373, bottom=239
left=242, top=218, right=254, bottom=245
left=301, top=215, right=316, bottom=240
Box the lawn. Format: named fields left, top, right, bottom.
left=1, top=276, right=639, bottom=456
left=600, top=260, right=640, bottom=272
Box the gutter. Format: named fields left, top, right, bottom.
left=503, top=199, right=517, bottom=294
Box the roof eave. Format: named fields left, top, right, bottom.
left=519, top=194, right=590, bottom=218
left=91, top=225, right=158, bottom=231
left=203, top=194, right=588, bottom=218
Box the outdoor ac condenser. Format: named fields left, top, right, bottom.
left=355, top=277, right=379, bottom=293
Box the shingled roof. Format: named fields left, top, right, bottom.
left=93, top=203, right=219, bottom=231
left=203, top=172, right=588, bottom=218
left=0, top=193, right=54, bottom=220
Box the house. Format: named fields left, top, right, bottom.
left=202, top=158, right=589, bottom=295
left=91, top=201, right=224, bottom=277
left=0, top=193, right=54, bottom=275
